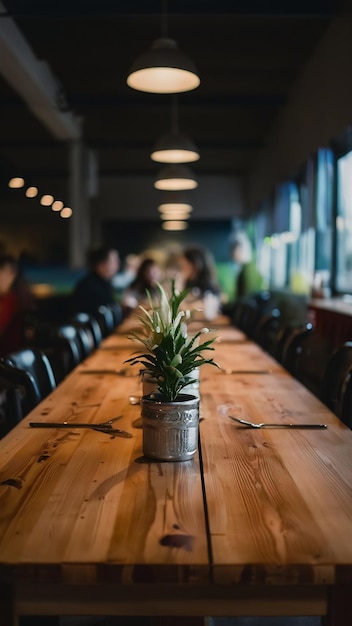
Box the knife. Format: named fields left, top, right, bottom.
left=222, top=368, right=272, bottom=375
left=29, top=422, right=133, bottom=437
left=79, top=369, right=123, bottom=375
left=79, top=368, right=135, bottom=376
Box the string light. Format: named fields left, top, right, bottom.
left=8, top=177, right=25, bottom=188
left=25, top=186, right=38, bottom=198
left=52, top=200, right=64, bottom=212
left=60, top=207, right=73, bottom=218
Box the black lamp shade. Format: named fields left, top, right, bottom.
left=127, top=38, right=200, bottom=94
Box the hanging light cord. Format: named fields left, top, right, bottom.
left=161, top=0, right=168, bottom=38
left=171, top=94, right=179, bottom=133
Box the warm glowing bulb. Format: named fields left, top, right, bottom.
left=154, top=178, right=198, bottom=191
left=151, top=148, right=199, bottom=163
left=40, top=194, right=54, bottom=206
left=52, top=200, right=64, bottom=212
left=160, top=212, right=191, bottom=221
left=158, top=202, right=192, bottom=212
left=162, top=220, right=188, bottom=231
left=8, top=177, right=25, bottom=188
left=60, top=207, right=72, bottom=218
left=127, top=67, right=200, bottom=94
left=25, top=186, right=38, bottom=198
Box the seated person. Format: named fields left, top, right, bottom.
left=178, top=244, right=220, bottom=298
left=0, top=254, right=35, bottom=356
left=231, top=233, right=264, bottom=298
left=122, top=257, right=163, bottom=310
left=71, top=245, right=120, bottom=316
left=177, top=245, right=221, bottom=319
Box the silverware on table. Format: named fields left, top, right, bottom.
left=29, top=415, right=133, bottom=437
left=79, top=368, right=134, bottom=376
left=228, top=415, right=327, bottom=429
left=221, top=368, right=272, bottom=375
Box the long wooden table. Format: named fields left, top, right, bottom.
left=1, top=314, right=352, bottom=625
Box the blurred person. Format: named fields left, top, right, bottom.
left=178, top=245, right=220, bottom=298
left=112, top=253, right=140, bottom=292
left=122, top=257, right=163, bottom=310
left=231, top=233, right=264, bottom=298
left=0, top=254, right=35, bottom=356
left=177, top=245, right=221, bottom=320
left=71, top=245, right=120, bottom=315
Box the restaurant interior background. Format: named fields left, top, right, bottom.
left=1, top=0, right=352, bottom=303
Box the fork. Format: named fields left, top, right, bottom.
left=228, top=415, right=327, bottom=429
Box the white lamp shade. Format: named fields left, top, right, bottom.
left=158, top=192, right=193, bottom=219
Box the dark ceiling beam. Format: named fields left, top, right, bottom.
left=2, top=0, right=338, bottom=18
left=1, top=165, right=245, bottom=178
left=0, top=94, right=287, bottom=108
left=0, top=138, right=265, bottom=149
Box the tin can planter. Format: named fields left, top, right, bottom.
left=141, top=393, right=200, bottom=461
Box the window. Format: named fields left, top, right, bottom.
left=336, top=150, right=352, bottom=294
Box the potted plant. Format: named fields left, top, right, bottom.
left=126, top=280, right=218, bottom=461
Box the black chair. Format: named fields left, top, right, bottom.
left=0, top=378, right=23, bottom=435
left=48, top=325, right=84, bottom=382
left=96, top=305, right=116, bottom=337
left=281, top=322, right=330, bottom=397
left=237, top=299, right=261, bottom=337
left=71, top=323, right=96, bottom=358
left=341, top=370, right=352, bottom=429
left=253, top=308, right=281, bottom=354
left=0, top=348, right=57, bottom=422
left=320, top=341, right=352, bottom=424
left=108, top=302, right=123, bottom=327
left=70, top=312, right=103, bottom=348
left=279, top=322, right=314, bottom=367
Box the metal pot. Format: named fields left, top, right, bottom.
left=141, top=393, right=200, bottom=461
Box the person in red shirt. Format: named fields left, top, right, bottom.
left=0, top=254, right=34, bottom=356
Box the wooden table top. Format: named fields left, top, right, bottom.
left=1, top=313, right=352, bottom=623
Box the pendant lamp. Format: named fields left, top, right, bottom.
left=158, top=191, right=193, bottom=212
left=126, top=1, right=200, bottom=94
left=151, top=96, right=199, bottom=163
left=154, top=164, right=198, bottom=191
left=160, top=208, right=192, bottom=220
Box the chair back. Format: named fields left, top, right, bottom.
left=96, top=305, right=115, bottom=336
left=108, top=303, right=123, bottom=327
left=280, top=322, right=314, bottom=370
left=341, top=372, right=352, bottom=429
left=237, top=299, right=261, bottom=337
left=254, top=308, right=281, bottom=354
left=72, top=324, right=95, bottom=358
left=49, top=325, right=83, bottom=381
left=321, top=341, right=352, bottom=422
left=282, top=323, right=330, bottom=396
left=71, top=312, right=103, bottom=348
left=0, top=348, right=57, bottom=420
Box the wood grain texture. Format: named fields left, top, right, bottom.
left=0, top=334, right=208, bottom=584
left=1, top=314, right=352, bottom=626
left=199, top=333, right=352, bottom=587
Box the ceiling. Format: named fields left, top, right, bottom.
left=0, top=0, right=344, bottom=211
